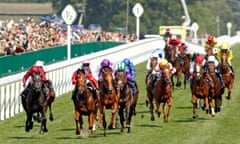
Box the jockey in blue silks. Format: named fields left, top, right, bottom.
left=122, top=58, right=138, bottom=95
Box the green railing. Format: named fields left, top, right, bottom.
left=0, top=41, right=124, bottom=77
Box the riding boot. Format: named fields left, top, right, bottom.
left=87, top=82, right=98, bottom=100
left=151, top=75, right=158, bottom=89
left=230, top=65, right=234, bottom=77
left=20, top=84, right=31, bottom=98
left=43, top=83, right=49, bottom=98
left=72, top=87, right=78, bottom=101
left=216, top=73, right=224, bottom=88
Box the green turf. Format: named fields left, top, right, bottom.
left=1, top=44, right=240, bottom=144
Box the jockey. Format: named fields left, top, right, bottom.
left=98, top=58, right=114, bottom=83
left=158, top=59, right=176, bottom=74
left=217, top=43, right=234, bottom=75
left=21, top=60, right=49, bottom=98
left=163, top=28, right=172, bottom=42
left=189, top=55, right=206, bottom=79
left=207, top=55, right=224, bottom=87
left=122, top=58, right=139, bottom=95
left=177, top=40, right=191, bottom=57
left=71, top=60, right=99, bottom=99
left=204, top=35, right=218, bottom=58
left=166, top=35, right=181, bottom=60
left=146, top=48, right=165, bottom=85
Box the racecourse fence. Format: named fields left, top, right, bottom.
left=0, top=37, right=208, bottom=121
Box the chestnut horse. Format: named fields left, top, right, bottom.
left=115, top=71, right=134, bottom=133
left=191, top=63, right=209, bottom=119
left=21, top=72, right=49, bottom=134
left=174, top=51, right=190, bottom=89
left=99, top=67, right=118, bottom=136
left=72, top=69, right=98, bottom=135
left=207, top=62, right=224, bottom=116
left=145, top=57, right=158, bottom=107
left=147, top=65, right=173, bottom=122
left=220, top=52, right=234, bottom=101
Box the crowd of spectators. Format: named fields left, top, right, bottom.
left=0, top=17, right=137, bottom=56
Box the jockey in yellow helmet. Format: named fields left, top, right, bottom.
left=217, top=43, right=234, bottom=75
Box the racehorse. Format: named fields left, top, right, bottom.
left=174, top=50, right=191, bottom=89
left=147, top=65, right=173, bottom=122
left=33, top=80, right=55, bottom=123
left=145, top=57, right=158, bottom=107
left=115, top=70, right=134, bottom=133
left=99, top=67, right=118, bottom=136
left=190, top=63, right=209, bottom=119
left=219, top=52, right=234, bottom=101
left=72, top=69, right=98, bottom=135
left=21, top=71, right=49, bottom=134
left=207, top=62, right=224, bottom=116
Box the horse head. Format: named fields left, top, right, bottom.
left=115, top=71, right=128, bottom=91
left=194, top=63, right=203, bottom=80
left=161, top=66, right=172, bottom=84
left=32, top=71, right=42, bottom=92
left=102, top=67, right=114, bottom=94
left=220, top=52, right=230, bottom=74
left=76, top=70, right=87, bottom=95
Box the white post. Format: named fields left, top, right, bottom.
left=227, top=22, right=232, bottom=37
left=136, top=17, right=140, bottom=40
left=67, top=25, right=71, bottom=60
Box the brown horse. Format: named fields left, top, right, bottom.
left=174, top=51, right=191, bottom=89
left=145, top=57, right=158, bottom=107
left=99, top=67, right=118, bottom=136
left=191, top=63, right=209, bottom=119
left=72, top=69, right=98, bottom=135
left=207, top=62, right=224, bottom=116
left=220, top=52, right=234, bottom=101
left=33, top=80, right=55, bottom=123
left=115, top=70, right=134, bottom=133
left=147, top=65, right=173, bottom=122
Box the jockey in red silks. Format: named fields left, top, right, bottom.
left=21, top=60, right=49, bottom=97
left=71, top=60, right=99, bottom=100
left=166, top=35, right=181, bottom=60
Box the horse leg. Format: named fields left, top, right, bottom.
left=165, top=96, right=173, bottom=122
left=75, top=111, right=81, bottom=135
left=39, top=110, right=48, bottom=134
left=25, top=112, right=33, bottom=132
left=109, top=102, right=118, bottom=129
left=48, top=95, right=55, bottom=121
left=103, top=112, right=107, bottom=136
left=125, top=103, right=132, bottom=133
left=155, top=101, right=161, bottom=118
left=118, top=107, right=124, bottom=133
left=184, top=74, right=187, bottom=89
left=149, top=96, right=155, bottom=121
left=226, top=83, right=233, bottom=101
left=204, top=96, right=209, bottom=114
left=209, top=98, right=215, bottom=117
left=191, top=95, right=198, bottom=119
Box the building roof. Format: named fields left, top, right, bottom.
left=0, top=3, right=53, bottom=15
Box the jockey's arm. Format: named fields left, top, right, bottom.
left=146, top=58, right=152, bottom=71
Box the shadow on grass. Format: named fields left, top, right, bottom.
left=173, top=117, right=211, bottom=123
left=59, top=128, right=75, bottom=131
left=9, top=136, right=38, bottom=139
left=174, top=106, right=192, bottom=109
left=136, top=123, right=163, bottom=128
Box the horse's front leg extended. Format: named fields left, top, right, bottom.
left=149, top=96, right=155, bottom=121
left=109, top=102, right=118, bottom=129
left=192, top=95, right=198, bottom=119
left=39, top=110, right=47, bottom=134
left=118, top=107, right=124, bottom=133
left=75, top=111, right=80, bottom=135
left=155, top=101, right=161, bottom=118
left=125, top=104, right=132, bottom=133
left=25, top=112, right=33, bottom=132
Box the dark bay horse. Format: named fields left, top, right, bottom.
left=99, top=67, right=118, bottom=136
left=21, top=72, right=49, bottom=134
left=174, top=51, right=190, bottom=89
left=207, top=62, right=224, bottom=116
left=145, top=57, right=158, bottom=107
left=147, top=65, right=173, bottom=122
left=220, top=52, right=234, bottom=101
left=72, top=69, right=98, bottom=135
left=115, top=70, right=134, bottom=133
left=191, top=63, right=209, bottom=119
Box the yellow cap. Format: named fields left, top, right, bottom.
left=160, top=59, right=168, bottom=67
left=221, top=43, right=229, bottom=50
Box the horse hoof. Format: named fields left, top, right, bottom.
left=76, top=130, right=80, bottom=135
left=49, top=117, right=54, bottom=121
left=43, top=128, right=48, bottom=132
left=108, top=125, right=115, bottom=129
left=145, top=100, right=148, bottom=107
left=151, top=117, right=155, bottom=121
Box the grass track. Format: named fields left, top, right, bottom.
left=1, top=44, right=240, bottom=144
